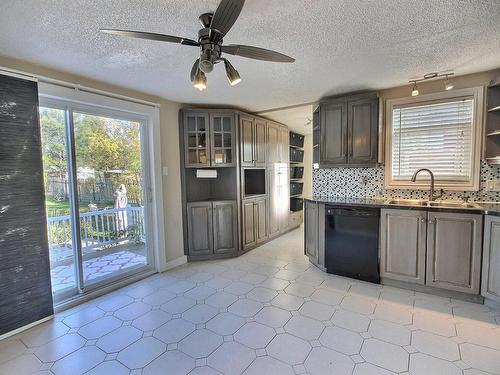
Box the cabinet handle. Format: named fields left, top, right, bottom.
left=429, top=217, right=437, bottom=224
left=420, top=218, right=426, bottom=223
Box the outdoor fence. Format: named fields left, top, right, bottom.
left=47, top=206, right=145, bottom=262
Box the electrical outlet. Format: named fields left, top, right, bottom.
left=486, top=179, right=500, bottom=191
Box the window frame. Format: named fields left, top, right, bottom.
left=384, top=87, right=484, bottom=191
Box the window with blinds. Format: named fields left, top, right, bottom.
left=391, top=98, right=474, bottom=182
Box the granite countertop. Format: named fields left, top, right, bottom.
left=303, top=196, right=500, bottom=216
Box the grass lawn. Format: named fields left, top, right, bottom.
left=45, top=197, right=113, bottom=217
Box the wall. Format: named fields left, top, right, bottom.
left=0, top=56, right=185, bottom=265
left=313, top=68, right=500, bottom=202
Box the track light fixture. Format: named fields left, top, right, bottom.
left=193, top=69, right=207, bottom=91
left=411, top=81, right=419, bottom=97
left=408, top=72, right=454, bottom=96
left=224, top=59, right=241, bottom=86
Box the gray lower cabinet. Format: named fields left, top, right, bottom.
left=242, top=197, right=268, bottom=250
left=187, top=201, right=237, bottom=256
left=187, top=202, right=213, bottom=256
left=482, top=215, right=500, bottom=303
left=380, top=209, right=427, bottom=285
left=426, top=212, right=483, bottom=294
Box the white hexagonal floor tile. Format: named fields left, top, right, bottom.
left=161, top=296, right=196, bottom=314
left=360, top=338, right=409, bottom=373
left=284, top=315, right=324, bottom=341
left=412, top=330, right=460, bottom=361
left=373, top=303, right=412, bottom=325
left=96, top=325, right=143, bottom=353
left=21, top=321, right=69, bottom=348
left=409, top=353, right=462, bottom=375
left=184, top=285, right=217, bottom=301
left=368, top=319, right=411, bottom=346
left=353, top=362, right=396, bottom=375
left=205, top=291, right=239, bottom=309
left=178, top=329, right=223, bottom=358
left=182, top=304, right=219, bottom=324
left=97, top=294, right=134, bottom=312
left=285, top=282, right=316, bottom=298
left=85, top=360, right=129, bottom=375
left=460, top=342, right=500, bottom=374
left=341, top=296, right=376, bottom=315
left=63, top=306, right=105, bottom=328
left=305, top=347, right=355, bottom=375
left=228, top=299, right=263, bottom=318
left=132, top=310, right=172, bottom=331
left=52, top=346, right=106, bottom=375
left=117, top=337, right=166, bottom=369
left=34, top=333, right=86, bottom=362
left=0, top=354, right=42, bottom=374
left=272, top=293, right=304, bottom=311
left=244, top=356, right=295, bottom=375
left=319, top=326, right=363, bottom=355
left=153, top=319, right=195, bottom=344
left=310, top=289, right=344, bottom=306
left=234, top=322, right=276, bottom=349
left=255, top=306, right=292, bottom=328
left=114, top=301, right=151, bottom=321
left=331, top=309, right=371, bottom=333
left=142, top=289, right=176, bottom=306
left=224, top=281, right=255, bottom=295
left=299, top=301, right=334, bottom=321
left=208, top=342, right=256, bottom=375
left=267, top=333, right=311, bottom=365
left=247, top=287, right=278, bottom=303
left=206, top=312, right=245, bottom=336
left=259, top=277, right=290, bottom=291
left=78, top=316, right=122, bottom=340
left=143, top=350, right=195, bottom=375
left=456, top=323, right=500, bottom=350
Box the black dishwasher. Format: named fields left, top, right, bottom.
left=325, top=206, right=380, bottom=283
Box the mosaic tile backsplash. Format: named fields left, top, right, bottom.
left=312, top=161, right=500, bottom=202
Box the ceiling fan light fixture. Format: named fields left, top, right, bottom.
left=224, top=59, right=241, bottom=86
left=193, top=69, right=207, bottom=91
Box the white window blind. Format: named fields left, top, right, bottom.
left=391, top=98, right=474, bottom=182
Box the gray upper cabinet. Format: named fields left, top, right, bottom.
left=320, top=101, right=347, bottom=165
left=267, top=122, right=280, bottom=165
left=183, top=110, right=235, bottom=167
left=348, top=97, right=378, bottom=165
left=240, top=115, right=267, bottom=167
left=210, top=113, right=236, bottom=167
left=187, top=200, right=237, bottom=257
left=482, top=215, right=500, bottom=303
left=255, top=119, right=267, bottom=166
left=184, top=112, right=211, bottom=167
left=380, top=209, right=427, bottom=285
left=318, top=93, right=379, bottom=167
left=187, top=202, right=213, bottom=256
left=212, top=201, right=237, bottom=254
left=426, top=212, right=483, bottom=294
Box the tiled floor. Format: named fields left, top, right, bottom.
left=2, top=228, right=500, bottom=375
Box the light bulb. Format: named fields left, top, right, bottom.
left=411, top=82, right=419, bottom=96
left=193, top=69, right=207, bottom=91
left=445, top=78, right=453, bottom=91
left=224, top=59, right=241, bottom=86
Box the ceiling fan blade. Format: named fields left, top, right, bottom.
left=210, top=0, right=245, bottom=40
left=221, top=45, right=295, bottom=63
left=100, top=29, right=199, bottom=46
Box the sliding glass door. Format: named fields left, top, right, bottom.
left=40, top=101, right=153, bottom=303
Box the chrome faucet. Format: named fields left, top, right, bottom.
left=410, top=168, right=443, bottom=201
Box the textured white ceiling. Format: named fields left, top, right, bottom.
left=260, top=105, right=314, bottom=135
left=1, top=0, right=500, bottom=118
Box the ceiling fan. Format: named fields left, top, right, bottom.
left=100, top=0, right=295, bottom=91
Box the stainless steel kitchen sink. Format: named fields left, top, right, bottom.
left=427, top=201, right=482, bottom=209
left=385, top=199, right=428, bottom=206
left=385, top=199, right=481, bottom=209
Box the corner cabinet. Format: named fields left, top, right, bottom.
left=187, top=201, right=237, bottom=257
left=183, top=110, right=236, bottom=168
left=482, top=215, right=500, bottom=303
left=380, top=209, right=427, bottom=285
left=317, top=92, right=378, bottom=167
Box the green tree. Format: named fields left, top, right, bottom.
left=40, top=108, right=67, bottom=178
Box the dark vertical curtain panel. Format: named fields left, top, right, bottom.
left=0, top=74, right=53, bottom=335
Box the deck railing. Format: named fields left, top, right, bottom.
left=47, top=206, right=145, bottom=261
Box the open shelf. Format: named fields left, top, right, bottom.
left=485, top=76, right=500, bottom=165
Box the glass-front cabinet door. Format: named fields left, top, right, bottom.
left=185, top=113, right=210, bottom=167
left=211, top=113, right=235, bottom=167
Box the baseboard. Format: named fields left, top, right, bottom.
left=164, top=255, right=187, bottom=271
left=0, top=315, right=53, bottom=342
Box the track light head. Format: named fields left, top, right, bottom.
left=224, top=59, right=241, bottom=86
left=193, top=69, right=207, bottom=91
left=444, top=75, right=454, bottom=91
left=411, top=81, right=419, bottom=97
